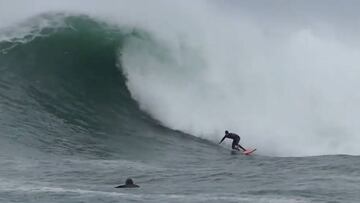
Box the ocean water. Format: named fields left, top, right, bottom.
left=1, top=1, right=360, bottom=202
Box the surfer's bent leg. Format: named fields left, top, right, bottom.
left=237, top=144, right=246, bottom=151
left=232, top=138, right=240, bottom=150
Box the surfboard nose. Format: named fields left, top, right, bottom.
left=243, top=149, right=256, bottom=155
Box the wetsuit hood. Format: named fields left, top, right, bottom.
left=126, top=178, right=134, bottom=185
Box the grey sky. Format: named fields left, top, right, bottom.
left=220, top=0, right=360, bottom=23
left=213, top=0, right=360, bottom=45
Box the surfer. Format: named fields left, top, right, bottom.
left=219, top=130, right=246, bottom=151
left=115, top=178, right=139, bottom=188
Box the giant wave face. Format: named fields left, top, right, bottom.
left=1, top=0, right=360, bottom=156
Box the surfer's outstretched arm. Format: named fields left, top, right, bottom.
left=219, top=136, right=226, bottom=144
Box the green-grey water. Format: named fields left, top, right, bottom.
left=1, top=12, right=360, bottom=203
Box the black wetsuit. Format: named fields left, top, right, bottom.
left=219, top=133, right=245, bottom=151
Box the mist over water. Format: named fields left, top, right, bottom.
left=1, top=0, right=360, bottom=156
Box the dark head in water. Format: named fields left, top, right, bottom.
left=115, top=178, right=139, bottom=188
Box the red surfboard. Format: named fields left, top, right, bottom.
left=243, top=148, right=256, bottom=155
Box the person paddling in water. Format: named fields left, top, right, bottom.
left=219, top=130, right=246, bottom=151
left=115, top=178, right=139, bottom=188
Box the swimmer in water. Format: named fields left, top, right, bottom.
left=115, top=178, right=139, bottom=188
